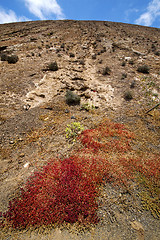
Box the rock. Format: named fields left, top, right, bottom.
left=23, top=104, right=31, bottom=110
left=19, top=153, right=25, bottom=158
left=24, top=162, right=30, bottom=168
left=130, top=221, right=144, bottom=240
left=125, top=57, right=131, bottom=61
left=65, top=109, right=70, bottom=113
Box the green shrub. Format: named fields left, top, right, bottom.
left=47, top=61, right=58, bottom=71
left=102, top=66, right=111, bottom=75
left=66, top=90, right=81, bottom=105
left=137, top=65, right=150, bottom=74
left=154, top=51, right=160, bottom=56
left=121, top=61, right=126, bottom=66
left=124, top=91, right=133, bottom=101
left=128, top=59, right=134, bottom=65
left=1, top=53, right=8, bottom=61
left=80, top=103, right=95, bottom=111
left=121, top=73, right=127, bottom=80
left=65, top=122, right=84, bottom=142
left=69, top=53, right=75, bottom=57
left=7, top=55, right=19, bottom=64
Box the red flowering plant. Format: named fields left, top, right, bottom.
left=78, top=120, right=134, bottom=153
left=1, top=119, right=159, bottom=229
left=2, top=158, right=99, bottom=229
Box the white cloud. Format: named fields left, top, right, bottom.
left=135, top=0, right=160, bottom=26
left=24, top=0, right=65, bottom=20
left=0, top=8, right=30, bottom=24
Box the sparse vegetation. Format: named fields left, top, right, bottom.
left=69, top=52, right=75, bottom=57
left=121, top=61, right=126, bottom=66
left=7, top=55, right=19, bottom=64
left=154, top=51, right=160, bottom=56
left=121, top=73, right=127, bottom=79
left=137, top=65, right=150, bottom=74
left=92, top=54, right=96, bottom=59
left=1, top=54, right=19, bottom=63
left=0, top=19, right=160, bottom=239
left=80, top=103, right=95, bottom=111
left=66, top=90, right=81, bottom=105
left=1, top=53, right=8, bottom=61
left=102, top=66, right=111, bottom=75
left=2, top=119, right=159, bottom=229
left=65, top=122, right=84, bottom=142
left=124, top=91, right=133, bottom=100
left=128, top=59, right=134, bottom=65
left=47, top=61, right=58, bottom=71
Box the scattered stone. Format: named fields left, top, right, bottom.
left=132, top=48, right=146, bottom=56
left=19, top=153, right=25, bottom=158
left=24, top=162, right=30, bottom=168
left=71, top=116, right=76, bottom=119
left=130, top=221, right=144, bottom=240
left=124, top=57, right=131, bottom=61
left=23, top=104, right=31, bottom=110
left=65, top=109, right=70, bottom=113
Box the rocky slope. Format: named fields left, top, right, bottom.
left=0, top=20, right=160, bottom=239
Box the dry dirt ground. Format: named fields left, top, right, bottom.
left=0, top=20, right=160, bottom=239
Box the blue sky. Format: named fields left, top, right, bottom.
left=0, top=0, right=160, bottom=27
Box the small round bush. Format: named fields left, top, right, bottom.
left=124, top=91, right=133, bottom=101
left=47, top=61, right=58, bottom=71
left=137, top=65, right=150, bottom=74
left=121, top=61, right=126, bottom=66
left=155, top=51, right=160, bottom=56
left=66, top=90, right=81, bottom=105
left=7, top=55, right=19, bottom=64
left=69, top=52, right=75, bottom=58
left=1, top=53, right=8, bottom=61
left=102, top=66, right=111, bottom=75
left=121, top=73, right=127, bottom=79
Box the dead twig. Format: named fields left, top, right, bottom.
left=145, top=103, right=160, bottom=114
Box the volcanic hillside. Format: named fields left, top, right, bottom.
left=0, top=20, right=160, bottom=239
